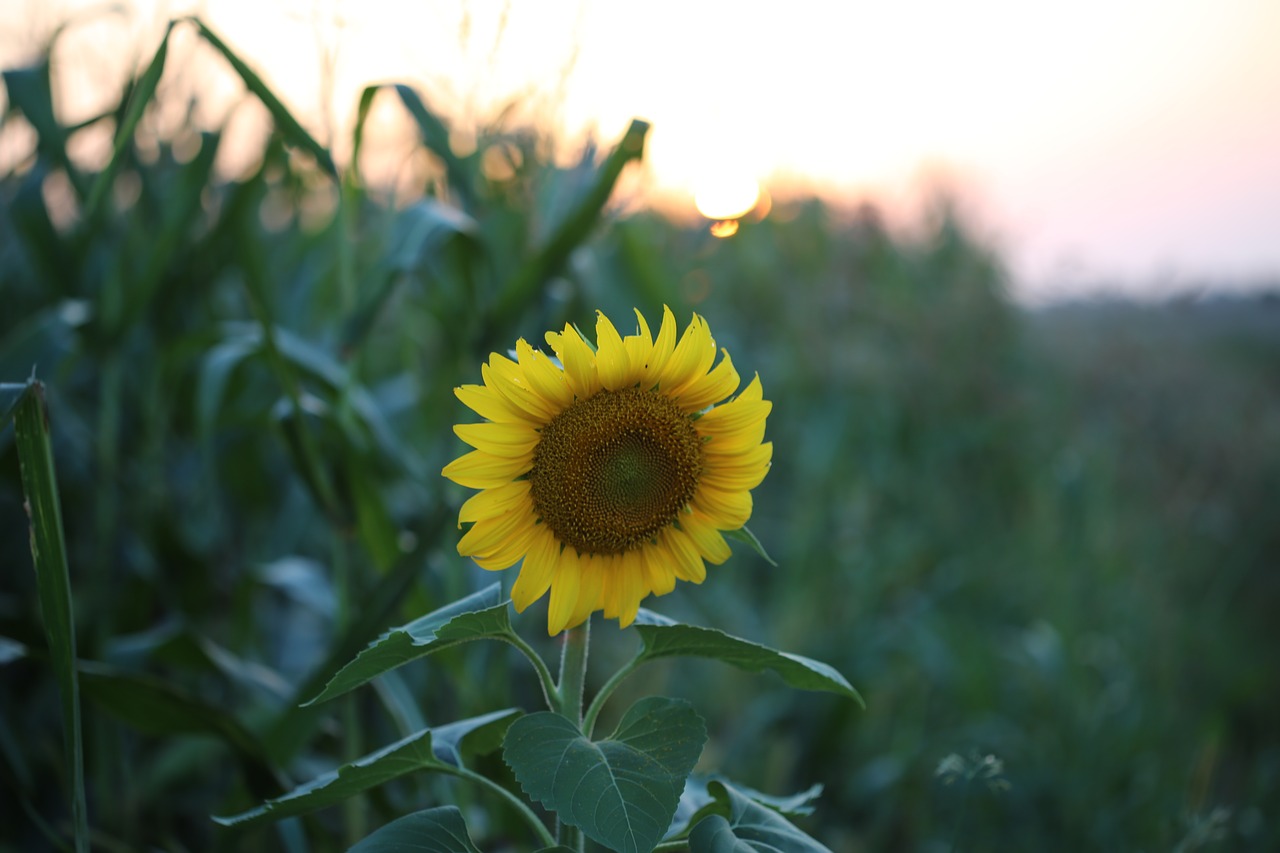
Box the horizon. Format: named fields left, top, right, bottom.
left=3, top=0, right=1278, bottom=302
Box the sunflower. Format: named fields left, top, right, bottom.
left=442, top=306, right=771, bottom=634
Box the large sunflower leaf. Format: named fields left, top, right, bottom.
left=688, top=782, right=832, bottom=853
left=348, top=806, right=480, bottom=853
left=673, top=776, right=824, bottom=835
left=213, top=709, right=518, bottom=827
left=504, top=697, right=706, bottom=853
left=429, top=708, right=523, bottom=768
left=305, top=583, right=510, bottom=705
left=632, top=611, right=864, bottom=707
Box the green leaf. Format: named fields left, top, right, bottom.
left=429, top=707, right=523, bottom=768
left=633, top=611, right=864, bottom=707
left=349, top=806, right=481, bottom=853
left=2, top=63, right=62, bottom=153
left=101, top=130, right=222, bottom=337
left=393, top=84, right=476, bottom=207
left=8, top=166, right=76, bottom=293
left=12, top=381, right=90, bottom=852
left=186, top=17, right=337, bottom=178
left=341, top=199, right=481, bottom=354
left=688, top=781, right=831, bottom=853
left=1, top=382, right=28, bottom=431
left=723, top=526, right=777, bottom=566
left=79, top=661, right=264, bottom=744
left=305, top=584, right=511, bottom=705
left=345, top=463, right=401, bottom=574
left=2, top=62, right=84, bottom=197
left=77, top=661, right=281, bottom=799
left=494, top=119, right=649, bottom=323
left=83, top=20, right=173, bottom=220
left=213, top=709, right=518, bottom=827
left=195, top=335, right=259, bottom=445
left=676, top=777, right=823, bottom=830
left=264, top=521, right=449, bottom=763
left=504, top=697, right=706, bottom=853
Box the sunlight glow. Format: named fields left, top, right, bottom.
left=694, top=170, right=760, bottom=222
left=708, top=219, right=740, bottom=238
left=5, top=0, right=1279, bottom=294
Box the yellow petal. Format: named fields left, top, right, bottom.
left=600, top=553, right=623, bottom=620
left=659, top=313, right=716, bottom=392
left=511, top=527, right=560, bottom=612
left=442, top=449, right=530, bottom=489
left=623, top=308, right=654, bottom=374
left=515, top=339, right=573, bottom=409
left=680, top=510, right=732, bottom=565
left=458, top=504, right=532, bottom=556
left=641, top=305, right=678, bottom=387
left=701, top=468, right=769, bottom=492
left=455, top=383, right=535, bottom=425
left=640, top=546, right=676, bottom=596
left=701, top=443, right=772, bottom=491
left=483, top=360, right=558, bottom=423
left=547, top=549, right=583, bottom=634
left=693, top=484, right=753, bottom=529
left=458, top=480, right=532, bottom=526
left=660, top=527, right=708, bottom=584
left=615, top=550, right=647, bottom=627
left=700, top=416, right=769, bottom=455
left=569, top=552, right=605, bottom=629
left=547, top=324, right=601, bottom=400
left=703, top=440, right=773, bottom=468
left=594, top=311, right=633, bottom=391
left=696, top=375, right=770, bottom=451
left=673, top=348, right=740, bottom=412
left=453, top=422, right=540, bottom=457
left=471, top=519, right=539, bottom=570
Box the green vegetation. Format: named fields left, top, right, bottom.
left=3, top=18, right=1277, bottom=852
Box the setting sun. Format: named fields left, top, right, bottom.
left=693, top=169, right=760, bottom=222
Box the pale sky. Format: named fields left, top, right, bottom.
left=4, top=0, right=1279, bottom=299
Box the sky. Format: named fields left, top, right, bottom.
left=3, top=0, right=1279, bottom=300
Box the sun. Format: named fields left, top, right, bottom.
left=694, top=170, right=760, bottom=222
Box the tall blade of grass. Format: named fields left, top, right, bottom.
left=1, top=382, right=28, bottom=428
left=102, top=130, right=222, bottom=337
left=2, top=61, right=87, bottom=200
left=235, top=224, right=343, bottom=522
left=340, top=199, right=481, bottom=355
left=11, top=381, right=90, bottom=853
left=492, top=118, right=649, bottom=326
left=185, top=17, right=337, bottom=179
left=82, top=21, right=174, bottom=222
left=348, top=85, right=381, bottom=190
left=185, top=15, right=355, bottom=317
left=392, top=85, right=477, bottom=208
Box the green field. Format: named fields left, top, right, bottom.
left=2, top=22, right=1278, bottom=852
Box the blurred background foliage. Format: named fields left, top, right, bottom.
left=2, top=18, right=1279, bottom=853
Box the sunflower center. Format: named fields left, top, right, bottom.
left=529, top=387, right=703, bottom=555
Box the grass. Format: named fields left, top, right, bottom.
left=2, top=17, right=1278, bottom=852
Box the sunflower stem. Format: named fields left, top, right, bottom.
left=556, top=619, right=590, bottom=727
left=504, top=632, right=559, bottom=713
left=555, top=619, right=590, bottom=851
left=582, top=654, right=643, bottom=739
left=447, top=765, right=557, bottom=848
